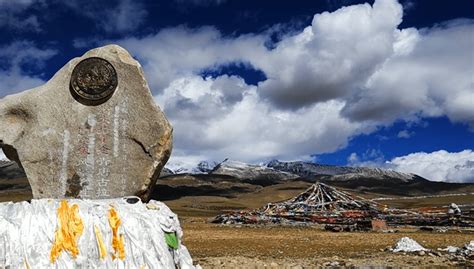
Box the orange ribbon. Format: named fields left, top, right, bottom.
left=50, top=200, right=84, bottom=263
left=108, top=207, right=125, bottom=260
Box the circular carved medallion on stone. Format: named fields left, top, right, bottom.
left=70, top=57, right=117, bottom=105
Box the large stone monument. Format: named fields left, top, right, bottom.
left=0, top=46, right=198, bottom=268
left=0, top=45, right=172, bottom=200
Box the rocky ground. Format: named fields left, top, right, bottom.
left=195, top=255, right=468, bottom=269
left=181, top=219, right=474, bottom=268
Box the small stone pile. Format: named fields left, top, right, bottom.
left=391, top=237, right=428, bottom=253
left=386, top=237, right=474, bottom=266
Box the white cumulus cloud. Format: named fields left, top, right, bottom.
left=343, top=19, right=474, bottom=128
left=0, top=0, right=472, bottom=182
left=157, top=75, right=369, bottom=164
left=257, top=0, right=404, bottom=109
left=387, top=150, right=474, bottom=183
left=0, top=41, right=56, bottom=97
left=118, top=26, right=266, bottom=91
left=111, top=0, right=473, bottom=169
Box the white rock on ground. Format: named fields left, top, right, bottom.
left=465, top=241, right=474, bottom=252
left=440, top=246, right=460, bottom=253
left=392, top=237, right=428, bottom=252
left=0, top=198, right=198, bottom=268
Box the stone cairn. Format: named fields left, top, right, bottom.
left=0, top=45, right=198, bottom=268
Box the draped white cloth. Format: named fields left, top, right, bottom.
left=0, top=198, right=198, bottom=269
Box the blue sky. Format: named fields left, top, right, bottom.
left=0, top=0, right=473, bottom=182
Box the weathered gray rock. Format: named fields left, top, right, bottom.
left=0, top=45, right=172, bottom=200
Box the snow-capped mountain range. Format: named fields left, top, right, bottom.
left=0, top=155, right=421, bottom=182
left=163, top=159, right=418, bottom=182
left=164, top=160, right=219, bottom=175
left=266, top=160, right=416, bottom=182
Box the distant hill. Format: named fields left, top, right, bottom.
left=162, top=159, right=474, bottom=196
left=0, top=160, right=25, bottom=179
left=1, top=159, right=473, bottom=200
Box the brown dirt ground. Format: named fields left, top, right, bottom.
left=1, top=180, right=473, bottom=267
left=181, top=219, right=474, bottom=268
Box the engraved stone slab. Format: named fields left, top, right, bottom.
left=0, top=45, right=172, bottom=200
